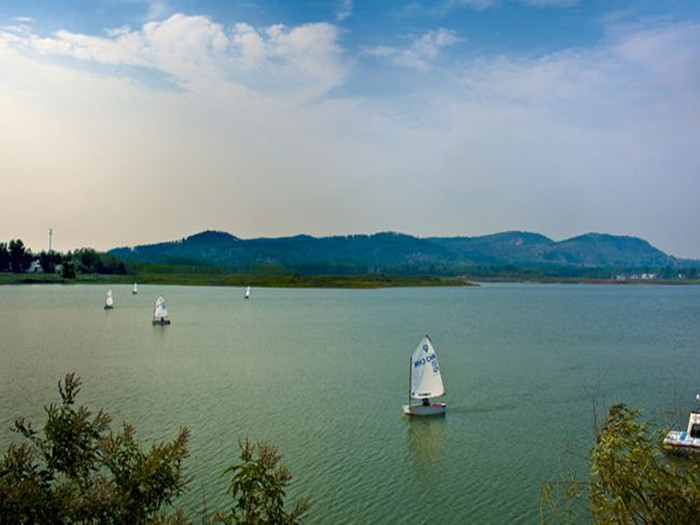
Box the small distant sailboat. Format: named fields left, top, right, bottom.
left=402, top=335, right=447, bottom=416
left=152, top=296, right=170, bottom=325
left=132, top=283, right=138, bottom=295
left=104, top=289, right=114, bottom=310
left=244, top=286, right=251, bottom=299
left=663, top=395, right=700, bottom=455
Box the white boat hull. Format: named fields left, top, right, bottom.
left=663, top=431, right=700, bottom=455
left=402, top=403, right=446, bottom=416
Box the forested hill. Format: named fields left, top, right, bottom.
left=109, top=230, right=686, bottom=277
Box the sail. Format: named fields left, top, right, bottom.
left=133, top=283, right=138, bottom=294
left=153, top=296, right=168, bottom=319
left=105, top=289, right=114, bottom=307
left=409, top=336, right=445, bottom=399
left=245, top=286, right=250, bottom=298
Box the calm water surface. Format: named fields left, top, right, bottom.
left=1, top=283, right=699, bottom=523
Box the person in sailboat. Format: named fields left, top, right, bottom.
left=422, top=398, right=430, bottom=407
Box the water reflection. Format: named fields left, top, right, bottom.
left=405, top=417, right=447, bottom=482
left=152, top=324, right=169, bottom=338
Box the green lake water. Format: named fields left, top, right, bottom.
left=1, top=283, right=698, bottom=523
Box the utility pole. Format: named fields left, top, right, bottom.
left=49, top=228, right=53, bottom=252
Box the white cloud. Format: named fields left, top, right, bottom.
left=0, top=15, right=699, bottom=256
left=521, top=0, right=578, bottom=7
left=449, top=0, right=498, bottom=10
left=449, top=0, right=579, bottom=10
left=337, top=0, right=353, bottom=21
left=147, top=2, right=172, bottom=21
left=0, top=14, right=345, bottom=97
left=365, top=28, right=460, bottom=71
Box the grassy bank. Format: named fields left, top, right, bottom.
left=4, top=272, right=697, bottom=288
left=0, top=272, right=474, bottom=288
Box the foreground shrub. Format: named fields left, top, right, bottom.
left=0, top=373, right=309, bottom=524
left=541, top=403, right=700, bottom=524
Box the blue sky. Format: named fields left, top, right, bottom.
left=1, top=0, right=700, bottom=257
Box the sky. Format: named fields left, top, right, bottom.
left=1, top=1, right=699, bottom=257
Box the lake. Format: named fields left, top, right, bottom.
left=1, top=283, right=698, bottom=523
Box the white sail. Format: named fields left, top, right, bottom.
left=133, top=283, right=138, bottom=294
left=409, top=336, right=445, bottom=399
left=245, top=286, right=250, bottom=299
left=153, top=296, right=169, bottom=320
left=105, top=289, right=114, bottom=308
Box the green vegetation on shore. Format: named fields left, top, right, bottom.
left=0, top=374, right=309, bottom=524
left=0, top=237, right=474, bottom=288
left=4, top=234, right=700, bottom=288
left=0, top=271, right=472, bottom=288
left=541, top=404, right=700, bottom=523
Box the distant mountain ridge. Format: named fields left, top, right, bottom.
left=109, top=230, right=685, bottom=277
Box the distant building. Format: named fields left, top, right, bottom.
left=28, top=260, right=43, bottom=273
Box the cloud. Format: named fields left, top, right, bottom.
left=521, top=0, right=578, bottom=7
left=337, top=0, right=353, bottom=21
left=147, top=2, right=172, bottom=21
left=0, top=14, right=699, bottom=256
left=410, top=22, right=700, bottom=252
left=448, top=0, right=497, bottom=10
left=365, top=28, right=460, bottom=71
left=447, top=0, right=579, bottom=10
left=0, top=14, right=345, bottom=97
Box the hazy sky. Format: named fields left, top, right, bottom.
left=1, top=1, right=699, bottom=257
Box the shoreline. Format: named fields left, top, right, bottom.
left=1, top=273, right=698, bottom=288
left=0, top=273, right=475, bottom=289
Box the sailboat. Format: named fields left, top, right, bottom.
left=663, top=395, right=700, bottom=455
left=402, top=335, right=447, bottom=416
left=244, top=286, right=251, bottom=299
left=152, top=296, right=171, bottom=325
left=104, top=289, right=114, bottom=310
left=132, top=283, right=138, bottom=295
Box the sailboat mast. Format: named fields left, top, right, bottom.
left=408, top=356, right=412, bottom=408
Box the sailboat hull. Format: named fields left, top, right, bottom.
left=402, top=403, right=446, bottom=416
left=663, top=431, right=700, bottom=455
left=152, top=318, right=171, bottom=325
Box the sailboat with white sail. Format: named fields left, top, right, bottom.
left=152, top=296, right=170, bottom=325
left=104, top=289, right=114, bottom=310
left=244, top=286, right=251, bottom=299
left=402, top=335, right=447, bottom=416
left=132, top=283, right=138, bottom=295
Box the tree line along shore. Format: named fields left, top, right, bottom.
left=2, top=237, right=699, bottom=288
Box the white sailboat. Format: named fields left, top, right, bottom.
left=244, top=286, right=251, bottom=299
left=104, top=289, right=114, bottom=310
left=132, top=283, right=138, bottom=295
left=402, top=335, right=447, bottom=416
left=152, top=296, right=171, bottom=325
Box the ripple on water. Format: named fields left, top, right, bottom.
left=2, top=285, right=699, bottom=523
